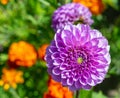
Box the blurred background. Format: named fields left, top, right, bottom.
left=0, top=0, right=120, bottom=98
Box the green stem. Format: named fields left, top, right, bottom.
left=76, top=90, right=79, bottom=98
left=9, top=88, right=20, bottom=98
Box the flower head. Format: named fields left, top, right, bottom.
left=0, top=68, right=24, bottom=90
left=8, top=41, right=37, bottom=67
left=0, top=0, right=9, bottom=5
left=73, top=0, right=105, bottom=15
left=44, top=76, right=73, bottom=98
left=45, top=24, right=111, bottom=91
left=38, top=44, right=49, bottom=61
left=52, top=3, right=93, bottom=31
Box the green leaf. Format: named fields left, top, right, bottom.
left=9, top=88, right=20, bottom=98
left=103, top=0, right=119, bottom=10
left=0, top=87, right=9, bottom=98
left=79, top=89, right=92, bottom=98
left=92, top=91, right=107, bottom=98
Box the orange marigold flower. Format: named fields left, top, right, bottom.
left=0, top=68, right=24, bottom=90
left=8, top=41, right=37, bottom=67
left=0, top=0, right=8, bottom=5
left=38, top=44, right=49, bottom=61
left=44, top=77, right=73, bottom=98
left=73, top=0, right=105, bottom=15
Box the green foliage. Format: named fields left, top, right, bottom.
left=76, top=89, right=107, bottom=98
left=92, top=91, right=107, bottom=98
left=103, top=0, right=119, bottom=10
left=79, top=89, right=92, bottom=98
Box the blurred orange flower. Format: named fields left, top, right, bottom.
left=38, top=44, right=49, bottom=61
left=0, top=68, right=24, bottom=90
left=8, top=41, right=37, bottom=67
left=73, top=0, right=105, bottom=15
left=44, top=77, right=73, bottom=98
left=0, top=0, right=8, bottom=5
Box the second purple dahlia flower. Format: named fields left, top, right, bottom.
left=45, top=24, right=111, bottom=91
left=52, top=3, right=93, bottom=31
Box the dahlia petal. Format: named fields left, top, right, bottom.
left=105, top=65, right=109, bottom=72
left=55, top=40, right=65, bottom=48
left=94, top=65, right=106, bottom=73
left=75, top=80, right=82, bottom=89
left=73, top=27, right=81, bottom=41
left=45, top=53, right=51, bottom=60
left=52, top=74, right=61, bottom=82
left=58, top=47, right=67, bottom=53
left=61, top=30, right=74, bottom=46
left=46, top=61, right=54, bottom=68
left=94, top=56, right=108, bottom=64
left=90, top=66, right=97, bottom=73
left=83, top=71, right=90, bottom=79
left=95, top=64, right=105, bottom=69
left=82, top=84, right=92, bottom=90
left=98, top=73, right=105, bottom=80
left=49, top=46, right=58, bottom=53
left=55, top=29, right=62, bottom=39
left=90, top=39, right=99, bottom=46
left=51, top=40, right=56, bottom=46
left=90, top=46, right=99, bottom=52
left=67, top=77, right=74, bottom=86
left=53, top=58, right=63, bottom=65
left=47, top=67, right=54, bottom=75
left=61, top=73, right=67, bottom=79
left=61, top=71, right=69, bottom=79
left=51, top=52, right=60, bottom=59
left=64, top=37, right=73, bottom=46
left=97, top=38, right=108, bottom=48
left=96, top=68, right=105, bottom=72
left=69, top=83, right=76, bottom=91
left=87, top=78, right=96, bottom=86
left=80, top=36, right=88, bottom=44
left=105, top=53, right=111, bottom=64
left=60, top=53, right=67, bottom=58
left=73, top=74, right=79, bottom=81
left=84, top=41, right=92, bottom=49
left=95, top=48, right=103, bottom=53
left=90, top=30, right=102, bottom=39
left=46, top=59, right=54, bottom=68
left=97, top=79, right=103, bottom=84
left=61, top=78, right=67, bottom=86
left=60, top=64, right=67, bottom=70
left=63, top=27, right=71, bottom=36
left=79, top=76, right=87, bottom=85
left=91, top=73, right=98, bottom=80
left=107, top=45, right=110, bottom=51
left=81, top=31, right=91, bottom=43
left=52, top=66, right=61, bottom=75
left=100, top=49, right=108, bottom=55
left=90, top=60, right=99, bottom=65
left=46, top=46, right=51, bottom=54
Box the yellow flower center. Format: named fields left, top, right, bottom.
left=74, top=17, right=84, bottom=25
left=77, top=57, right=83, bottom=64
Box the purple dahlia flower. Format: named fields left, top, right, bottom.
left=52, top=3, right=93, bottom=31
left=45, top=24, right=111, bottom=91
